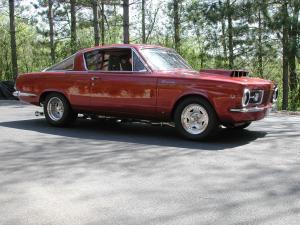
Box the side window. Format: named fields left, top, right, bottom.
left=133, top=51, right=147, bottom=72
left=84, top=50, right=104, bottom=70
left=107, top=49, right=132, bottom=71
left=84, top=48, right=147, bottom=72
left=85, top=49, right=132, bottom=71
left=46, top=54, right=75, bottom=71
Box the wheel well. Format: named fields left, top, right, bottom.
left=171, top=94, right=217, bottom=120
left=39, top=91, right=66, bottom=105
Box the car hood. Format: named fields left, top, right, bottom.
left=162, top=69, right=273, bottom=86
left=200, top=72, right=273, bottom=85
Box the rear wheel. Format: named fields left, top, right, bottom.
left=44, top=93, right=77, bottom=126
left=174, top=97, right=219, bottom=140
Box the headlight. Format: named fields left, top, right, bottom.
left=249, top=90, right=264, bottom=104
left=242, top=88, right=250, bottom=107
left=272, top=87, right=278, bottom=103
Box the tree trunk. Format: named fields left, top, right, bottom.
left=226, top=0, right=234, bottom=69
left=288, top=0, right=299, bottom=91
left=145, top=7, right=159, bottom=43
left=173, top=0, right=180, bottom=52
left=70, top=0, right=77, bottom=53
left=100, top=1, right=105, bottom=45
left=142, top=0, right=146, bottom=43
left=92, top=0, right=100, bottom=46
left=48, top=0, right=55, bottom=64
left=9, top=0, right=18, bottom=81
left=282, top=1, right=289, bottom=110
left=221, top=17, right=228, bottom=67
left=257, top=9, right=263, bottom=78
left=123, top=0, right=129, bottom=44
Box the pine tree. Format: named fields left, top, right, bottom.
left=123, top=0, right=129, bottom=44
left=9, top=0, right=18, bottom=80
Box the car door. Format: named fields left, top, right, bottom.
left=85, top=48, right=157, bottom=118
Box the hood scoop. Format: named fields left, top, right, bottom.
left=200, top=69, right=249, bottom=77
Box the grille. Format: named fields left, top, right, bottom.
left=262, top=89, right=271, bottom=104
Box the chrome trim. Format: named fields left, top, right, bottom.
left=242, top=88, right=250, bottom=107
left=230, top=106, right=271, bottom=113
left=272, top=87, right=279, bottom=103
left=181, top=103, right=209, bottom=135
left=13, top=91, right=37, bottom=97
left=91, top=77, right=101, bottom=81
left=47, top=97, right=64, bottom=121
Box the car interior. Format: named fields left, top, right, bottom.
left=84, top=48, right=146, bottom=72
left=85, top=49, right=131, bottom=71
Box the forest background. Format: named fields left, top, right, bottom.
left=0, top=0, right=299, bottom=110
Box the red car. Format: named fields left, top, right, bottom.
left=14, top=44, right=278, bottom=140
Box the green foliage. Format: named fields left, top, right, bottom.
left=1, top=0, right=299, bottom=110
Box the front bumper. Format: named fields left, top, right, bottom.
left=230, top=105, right=271, bottom=113
left=13, top=91, right=37, bottom=98
left=229, top=102, right=278, bottom=113
left=219, top=104, right=275, bottom=123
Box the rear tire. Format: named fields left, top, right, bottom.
left=174, top=97, right=219, bottom=140
left=44, top=93, right=77, bottom=127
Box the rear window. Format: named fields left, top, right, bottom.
left=46, top=54, right=75, bottom=71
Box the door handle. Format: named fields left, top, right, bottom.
left=91, top=77, right=101, bottom=81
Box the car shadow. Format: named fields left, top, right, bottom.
left=0, top=118, right=267, bottom=151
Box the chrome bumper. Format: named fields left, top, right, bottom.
left=13, top=91, right=37, bottom=97
left=230, top=106, right=271, bottom=113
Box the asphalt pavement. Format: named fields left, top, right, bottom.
left=0, top=100, right=300, bottom=225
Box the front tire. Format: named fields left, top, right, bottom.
left=44, top=93, right=77, bottom=127
left=174, top=97, right=219, bottom=140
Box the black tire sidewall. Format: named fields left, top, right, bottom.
left=44, top=93, right=76, bottom=126
left=174, top=97, right=218, bottom=140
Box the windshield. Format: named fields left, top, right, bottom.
left=140, top=48, right=193, bottom=71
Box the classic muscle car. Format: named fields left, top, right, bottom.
left=14, top=44, right=278, bottom=140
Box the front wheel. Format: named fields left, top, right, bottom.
left=44, top=93, right=77, bottom=127
left=174, top=97, right=219, bottom=140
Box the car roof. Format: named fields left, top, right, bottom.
left=79, top=44, right=172, bottom=53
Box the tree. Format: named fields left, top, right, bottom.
left=8, top=0, right=18, bottom=80
left=91, top=0, right=100, bottom=46
left=123, top=0, right=129, bottom=44
left=288, top=0, right=299, bottom=92
left=225, top=0, right=234, bottom=68
left=282, top=1, right=289, bottom=110
left=141, top=0, right=145, bottom=43
left=262, top=0, right=300, bottom=109
left=70, top=0, right=77, bottom=53
left=173, top=0, right=180, bottom=52
left=48, top=0, right=55, bottom=64
left=32, top=0, right=69, bottom=64
left=100, top=1, right=105, bottom=45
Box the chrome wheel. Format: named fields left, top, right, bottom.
left=181, top=104, right=209, bottom=135
left=47, top=97, right=64, bottom=121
